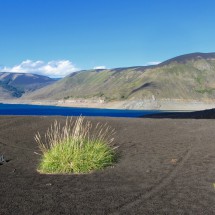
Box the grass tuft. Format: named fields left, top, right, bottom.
left=35, top=116, right=117, bottom=174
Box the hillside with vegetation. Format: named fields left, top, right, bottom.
left=22, top=52, right=215, bottom=102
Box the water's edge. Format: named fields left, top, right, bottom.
left=0, top=103, right=165, bottom=118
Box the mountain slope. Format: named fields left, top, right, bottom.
left=0, top=73, right=57, bottom=99
left=22, top=52, right=215, bottom=101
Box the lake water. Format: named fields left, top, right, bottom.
left=0, top=103, right=162, bottom=118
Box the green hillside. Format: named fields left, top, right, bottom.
left=23, top=52, right=215, bottom=101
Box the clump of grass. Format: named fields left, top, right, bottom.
left=35, top=116, right=117, bottom=174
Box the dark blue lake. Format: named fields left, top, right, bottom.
left=0, top=103, right=162, bottom=118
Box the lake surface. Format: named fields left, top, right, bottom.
left=0, top=103, right=162, bottom=118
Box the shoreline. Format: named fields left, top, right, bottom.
left=1, top=98, right=215, bottom=111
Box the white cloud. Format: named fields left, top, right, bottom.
left=0, top=60, right=79, bottom=78
left=93, top=66, right=106, bottom=70
left=146, top=61, right=161, bottom=66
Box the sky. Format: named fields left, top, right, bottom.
left=0, top=0, right=215, bottom=77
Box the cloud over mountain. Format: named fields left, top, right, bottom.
left=146, top=61, right=161, bottom=66
left=93, top=66, right=106, bottom=70
left=0, top=60, right=79, bottom=78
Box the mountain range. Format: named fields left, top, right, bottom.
left=23, top=52, right=215, bottom=101
left=2, top=52, right=215, bottom=104
left=0, top=73, right=57, bottom=99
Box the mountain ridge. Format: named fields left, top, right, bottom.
left=160, top=52, right=215, bottom=65
left=2, top=52, right=215, bottom=106
left=22, top=52, right=215, bottom=102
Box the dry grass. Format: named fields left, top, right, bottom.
left=35, top=116, right=117, bottom=174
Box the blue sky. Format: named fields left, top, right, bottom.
left=0, top=0, right=215, bottom=77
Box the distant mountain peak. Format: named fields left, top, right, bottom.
left=0, top=72, right=57, bottom=99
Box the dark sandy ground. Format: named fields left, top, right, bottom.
left=1, top=115, right=215, bottom=214
left=143, top=108, right=215, bottom=119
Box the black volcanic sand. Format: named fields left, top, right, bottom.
left=1, top=116, right=215, bottom=214
left=143, top=108, right=215, bottom=119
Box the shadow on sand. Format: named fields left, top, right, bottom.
left=142, top=108, right=215, bottom=119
